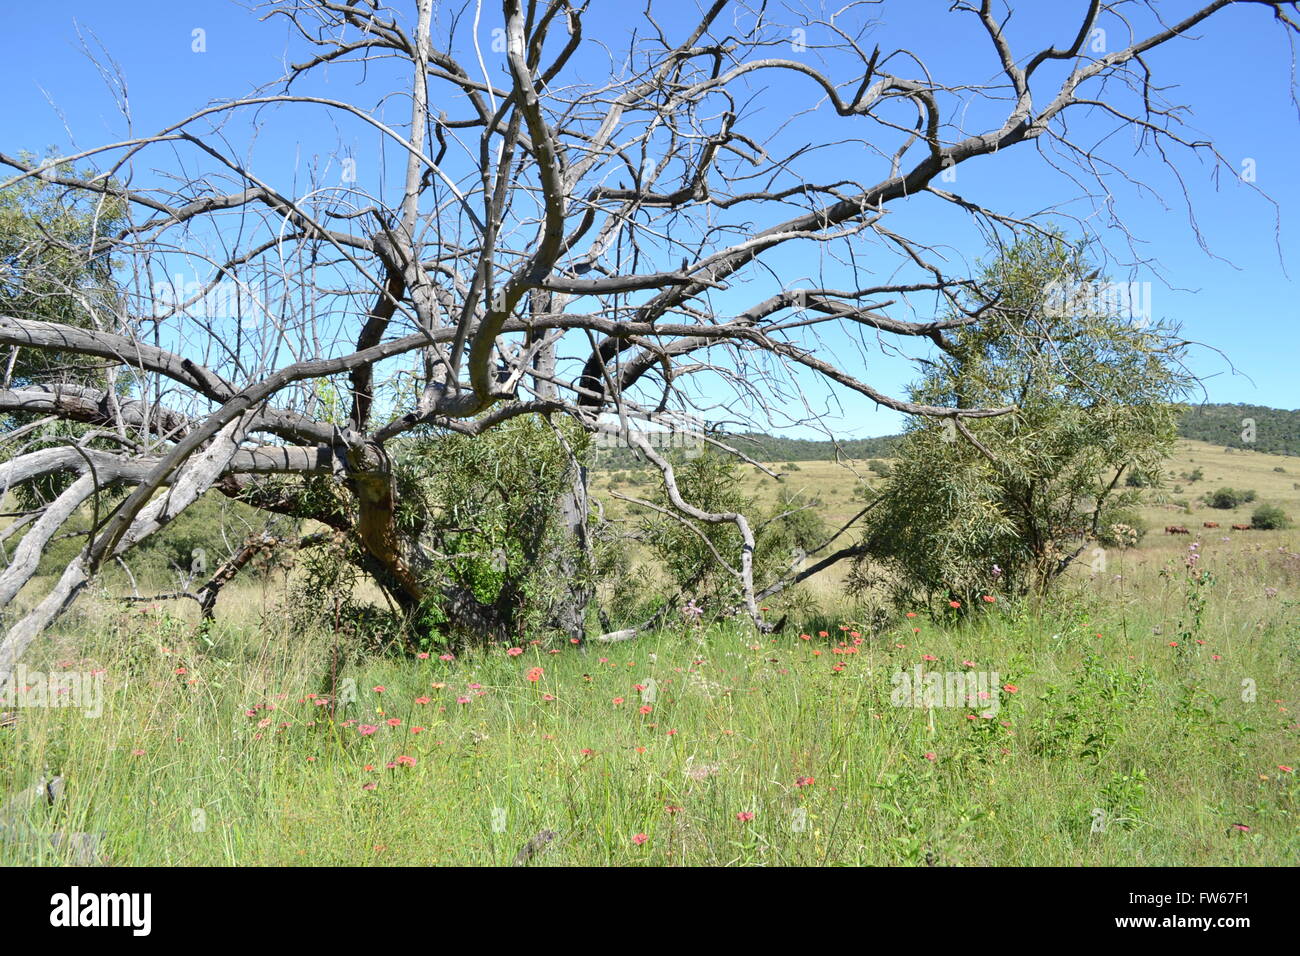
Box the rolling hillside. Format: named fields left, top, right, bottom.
left=590, top=403, right=1299, bottom=467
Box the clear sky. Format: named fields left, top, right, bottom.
left=2, top=0, right=1297, bottom=438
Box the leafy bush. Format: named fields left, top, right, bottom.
left=1251, top=504, right=1291, bottom=530
left=1208, top=487, right=1256, bottom=509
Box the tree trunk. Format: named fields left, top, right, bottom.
left=548, top=454, right=593, bottom=643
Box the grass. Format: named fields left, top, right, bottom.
left=2, top=530, right=1297, bottom=865
left=1, top=438, right=1296, bottom=865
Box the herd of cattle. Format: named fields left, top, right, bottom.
left=1165, top=522, right=1253, bottom=534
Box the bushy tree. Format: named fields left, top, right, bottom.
left=1251, top=504, right=1290, bottom=530
left=1, top=157, right=128, bottom=507
left=0, top=154, right=125, bottom=388
left=1208, top=487, right=1256, bottom=509
left=855, top=234, right=1191, bottom=608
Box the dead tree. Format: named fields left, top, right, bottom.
left=1, top=0, right=1296, bottom=693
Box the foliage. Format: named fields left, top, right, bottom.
left=1179, top=403, right=1300, bottom=457
left=0, top=155, right=129, bottom=505
left=1208, top=487, right=1256, bottom=509
left=396, top=414, right=595, bottom=646
left=1251, top=503, right=1291, bottom=530
left=855, top=232, right=1191, bottom=608
left=0, top=152, right=126, bottom=387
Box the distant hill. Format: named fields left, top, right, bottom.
left=1177, top=403, right=1300, bottom=457
left=591, top=403, right=1298, bottom=467
left=707, top=431, right=901, bottom=462
left=591, top=429, right=899, bottom=467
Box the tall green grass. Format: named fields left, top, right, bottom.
left=1, top=535, right=1296, bottom=865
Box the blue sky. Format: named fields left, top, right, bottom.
left=2, top=0, right=1297, bottom=438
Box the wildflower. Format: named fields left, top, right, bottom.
left=1280, top=766, right=1295, bottom=774
left=395, top=755, right=416, bottom=767
left=439, top=653, right=455, bottom=662
left=922, top=654, right=938, bottom=662
left=982, top=595, right=995, bottom=603
left=527, top=667, right=544, bottom=683
left=358, top=724, right=378, bottom=736
left=373, top=685, right=386, bottom=693
left=456, top=696, right=470, bottom=704
left=639, top=704, right=653, bottom=715
left=736, top=811, right=755, bottom=822
left=1002, top=683, right=1018, bottom=694
left=417, top=652, right=430, bottom=659
left=795, top=776, right=814, bottom=787
left=507, top=647, right=523, bottom=657
left=923, top=752, right=936, bottom=761
left=362, top=782, right=377, bottom=791
left=415, top=696, right=430, bottom=705
left=949, top=600, right=961, bottom=609
left=632, top=833, right=649, bottom=846
left=612, top=697, right=625, bottom=705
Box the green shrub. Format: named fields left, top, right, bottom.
left=1208, top=487, right=1254, bottom=509
left=1251, top=504, right=1291, bottom=530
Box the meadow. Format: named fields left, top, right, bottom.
left=0, top=439, right=1296, bottom=865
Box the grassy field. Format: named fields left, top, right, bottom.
left=0, top=440, right=1296, bottom=865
